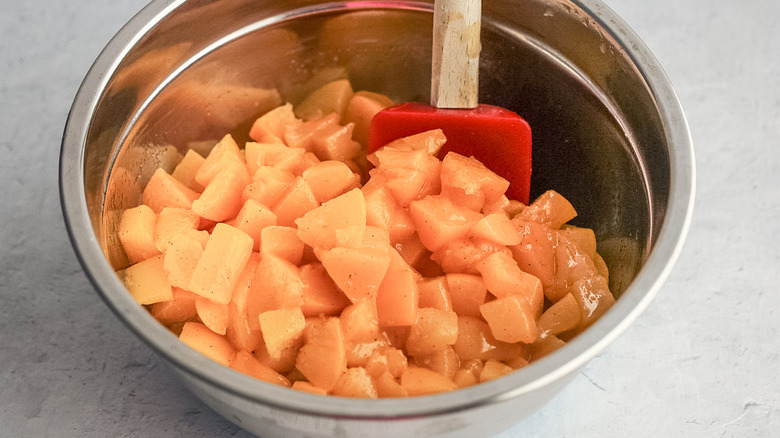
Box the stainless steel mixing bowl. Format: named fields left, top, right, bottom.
left=60, top=0, right=695, bottom=436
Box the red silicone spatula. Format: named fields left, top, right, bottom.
left=368, top=0, right=532, bottom=204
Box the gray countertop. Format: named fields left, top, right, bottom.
left=1, top=0, right=778, bottom=436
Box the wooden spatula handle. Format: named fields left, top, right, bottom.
left=431, top=0, right=482, bottom=109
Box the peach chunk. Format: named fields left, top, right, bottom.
left=514, top=190, right=577, bottom=229
left=189, top=223, right=254, bottom=305
left=195, top=297, right=229, bottom=335
left=409, top=195, right=483, bottom=252
left=302, top=160, right=360, bottom=204
left=296, top=188, right=366, bottom=250
left=229, top=199, right=277, bottom=251
left=171, top=149, right=206, bottom=192
left=154, top=207, right=200, bottom=252
left=260, top=225, right=304, bottom=265
left=179, top=321, right=236, bottom=367
left=376, top=269, right=419, bottom=327
left=469, top=212, right=521, bottom=246
left=163, top=230, right=208, bottom=290
left=320, top=247, right=391, bottom=303
left=536, top=292, right=581, bottom=337
left=247, top=254, right=305, bottom=316
left=445, top=274, right=488, bottom=318
left=258, top=307, right=306, bottom=359
left=229, top=350, right=291, bottom=387
left=118, top=204, right=160, bottom=264
left=300, top=263, right=351, bottom=317
left=332, top=367, right=378, bottom=398
left=296, top=317, right=347, bottom=392
left=405, top=308, right=459, bottom=357
left=400, top=366, right=457, bottom=396
left=191, top=161, right=251, bottom=222
left=142, top=168, right=200, bottom=214
left=150, top=287, right=198, bottom=326
left=123, top=254, right=173, bottom=305
left=440, top=152, right=510, bottom=212
left=479, top=294, right=537, bottom=344
left=476, top=251, right=543, bottom=316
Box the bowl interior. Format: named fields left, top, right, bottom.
left=64, top=0, right=689, bottom=428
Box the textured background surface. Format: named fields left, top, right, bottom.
left=1, top=0, right=778, bottom=436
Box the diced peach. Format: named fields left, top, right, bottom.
left=247, top=142, right=306, bottom=175
left=504, top=353, right=531, bottom=370
left=341, top=300, right=381, bottom=344
left=413, top=346, right=460, bottom=379
left=363, top=183, right=416, bottom=244
left=229, top=252, right=261, bottom=313
left=476, top=251, right=543, bottom=315
left=452, top=369, right=478, bottom=388
left=258, top=307, right=306, bottom=359
left=260, top=225, right=304, bottom=265
left=229, top=350, right=291, bottom=387
left=479, top=359, right=514, bottom=382
left=376, top=269, right=418, bottom=327
left=154, top=207, right=200, bottom=252
left=118, top=204, right=161, bottom=264
left=294, top=79, right=354, bottom=122
left=409, top=195, right=483, bottom=252
left=225, top=302, right=263, bottom=352
left=123, top=254, right=173, bottom=305
left=537, top=292, right=581, bottom=337
left=570, top=274, right=615, bottom=330
left=479, top=294, right=537, bottom=344
left=229, top=199, right=277, bottom=251
left=445, top=274, right=487, bottom=318
left=469, top=212, right=521, bottom=246
left=510, top=220, right=556, bottom=293
left=194, top=134, right=244, bottom=188
left=142, top=168, right=200, bottom=214
left=249, top=103, right=301, bottom=142
left=272, top=176, right=319, bottom=228
left=163, top=230, right=208, bottom=289
left=296, top=317, right=347, bottom=391
left=254, top=336, right=302, bottom=374
left=549, top=235, right=598, bottom=302
left=309, top=123, right=362, bottom=163
left=150, top=287, right=198, bottom=326
left=417, top=276, right=453, bottom=311
left=515, top=190, right=577, bottom=229
left=189, top=223, right=254, bottom=305
left=400, top=366, right=457, bottom=396
left=373, top=371, right=408, bottom=398
left=291, top=380, right=328, bottom=395
left=171, top=149, right=206, bottom=192
left=247, top=254, right=304, bottom=316
left=195, top=297, right=229, bottom=335
left=481, top=194, right=510, bottom=215
left=364, top=347, right=408, bottom=379
left=179, top=322, right=236, bottom=366
left=191, top=161, right=251, bottom=222
left=284, top=112, right=339, bottom=150
left=527, top=335, right=566, bottom=362
left=405, top=308, right=458, bottom=357
left=242, top=166, right=296, bottom=207
left=559, top=225, right=598, bottom=261
left=296, top=188, right=366, bottom=250
left=244, top=138, right=283, bottom=175
left=332, top=367, right=378, bottom=398
left=300, top=262, right=351, bottom=317
left=372, top=148, right=440, bottom=207
left=381, top=129, right=447, bottom=155
left=432, top=237, right=512, bottom=275
left=393, top=234, right=433, bottom=274
left=320, top=247, right=391, bottom=303
left=302, top=160, right=360, bottom=203
left=440, top=152, right=509, bottom=211
left=343, top=91, right=395, bottom=147
left=452, top=316, right=525, bottom=362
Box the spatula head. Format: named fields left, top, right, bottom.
left=368, top=102, right=532, bottom=204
